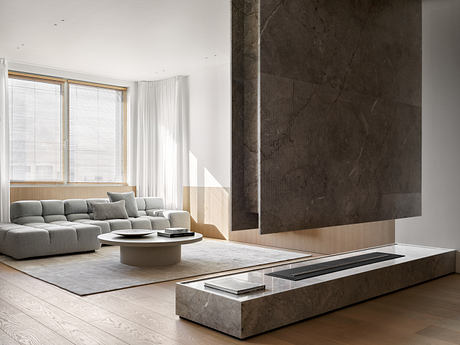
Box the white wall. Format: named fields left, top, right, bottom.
left=396, top=0, right=460, bottom=250
left=188, top=63, right=231, bottom=188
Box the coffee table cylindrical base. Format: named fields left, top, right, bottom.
left=120, top=245, right=181, bottom=266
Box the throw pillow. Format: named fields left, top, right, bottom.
left=86, top=199, right=108, bottom=213
left=93, top=200, right=129, bottom=220
left=107, top=191, right=139, bottom=217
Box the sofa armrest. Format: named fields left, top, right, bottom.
left=162, top=210, right=191, bottom=229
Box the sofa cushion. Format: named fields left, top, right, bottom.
left=64, top=199, right=88, bottom=215
left=2, top=226, right=52, bottom=259
left=13, top=216, right=45, bottom=225
left=163, top=210, right=191, bottom=229
left=106, top=219, right=132, bottom=231
left=67, top=213, right=90, bottom=221
left=108, top=192, right=139, bottom=217
left=93, top=200, right=129, bottom=220
left=10, top=201, right=44, bottom=224
left=0, top=222, right=100, bottom=259
left=64, top=199, right=90, bottom=221
left=24, top=223, right=80, bottom=253
left=146, top=216, right=170, bottom=230
left=129, top=217, right=152, bottom=229
left=51, top=221, right=102, bottom=248
left=0, top=223, right=30, bottom=252
left=146, top=209, right=164, bottom=217
left=44, top=214, right=68, bottom=222
left=41, top=201, right=67, bottom=222
left=136, top=197, right=146, bottom=211
left=74, top=219, right=111, bottom=234
left=86, top=198, right=108, bottom=213
left=41, top=200, right=65, bottom=216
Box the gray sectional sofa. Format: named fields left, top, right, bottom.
left=0, top=197, right=190, bottom=259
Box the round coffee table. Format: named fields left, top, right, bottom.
left=98, top=231, right=203, bottom=266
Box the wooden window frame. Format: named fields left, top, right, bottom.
left=8, top=71, right=128, bottom=185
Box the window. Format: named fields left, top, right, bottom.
left=69, top=83, right=124, bottom=183
left=8, top=76, right=63, bottom=182
left=8, top=72, right=127, bottom=184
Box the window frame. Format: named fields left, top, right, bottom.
left=8, top=71, right=128, bottom=185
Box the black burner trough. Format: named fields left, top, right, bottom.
left=266, top=252, right=404, bottom=281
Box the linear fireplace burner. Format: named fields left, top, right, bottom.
left=266, top=252, right=404, bottom=281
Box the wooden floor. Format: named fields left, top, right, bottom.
left=0, top=257, right=459, bottom=345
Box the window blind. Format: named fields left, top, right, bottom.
left=8, top=77, right=62, bottom=182
left=68, top=83, right=123, bottom=183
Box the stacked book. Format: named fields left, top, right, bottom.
left=158, top=228, right=195, bottom=238
left=204, top=277, right=266, bottom=295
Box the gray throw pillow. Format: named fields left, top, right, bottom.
left=93, top=200, right=129, bottom=220
left=107, top=191, right=139, bottom=218
left=87, top=199, right=108, bottom=213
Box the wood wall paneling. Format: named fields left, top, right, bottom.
left=229, top=220, right=395, bottom=254
left=10, top=185, right=136, bottom=203
left=183, top=186, right=230, bottom=240
left=184, top=186, right=394, bottom=254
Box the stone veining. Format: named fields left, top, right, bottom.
left=259, top=0, right=422, bottom=233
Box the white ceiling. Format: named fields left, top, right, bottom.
left=0, top=0, right=230, bottom=81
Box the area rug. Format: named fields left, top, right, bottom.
left=0, top=239, right=310, bottom=296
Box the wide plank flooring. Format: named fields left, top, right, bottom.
left=0, top=252, right=459, bottom=345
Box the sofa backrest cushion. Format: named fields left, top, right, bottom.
left=41, top=200, right=66, bottom=222
left=10, top=200, right=44, bottom=225
left=135, top=197, right=163, bottom=216
left=64, top=199, right=90, bottom=221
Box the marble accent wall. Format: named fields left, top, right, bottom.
left=232, top=0, right=422, bottom=234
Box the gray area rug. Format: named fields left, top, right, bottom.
left=0, top=239, right=309, bottom=295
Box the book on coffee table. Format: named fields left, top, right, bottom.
left=158, top=231, right=195, bottom=238
left=204, top=277, right=265, bottom=295
left=165, top=227, right=189, bottom=234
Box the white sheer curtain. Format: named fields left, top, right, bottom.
left=0, top=59, right=10, bottom=222
left=135, top=76, right=189, bottom=210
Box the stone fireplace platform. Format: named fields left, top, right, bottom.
left=176, top=244, right=456, bottom=339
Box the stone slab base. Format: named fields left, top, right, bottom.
left=176, top=244, right=456, bottom=339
